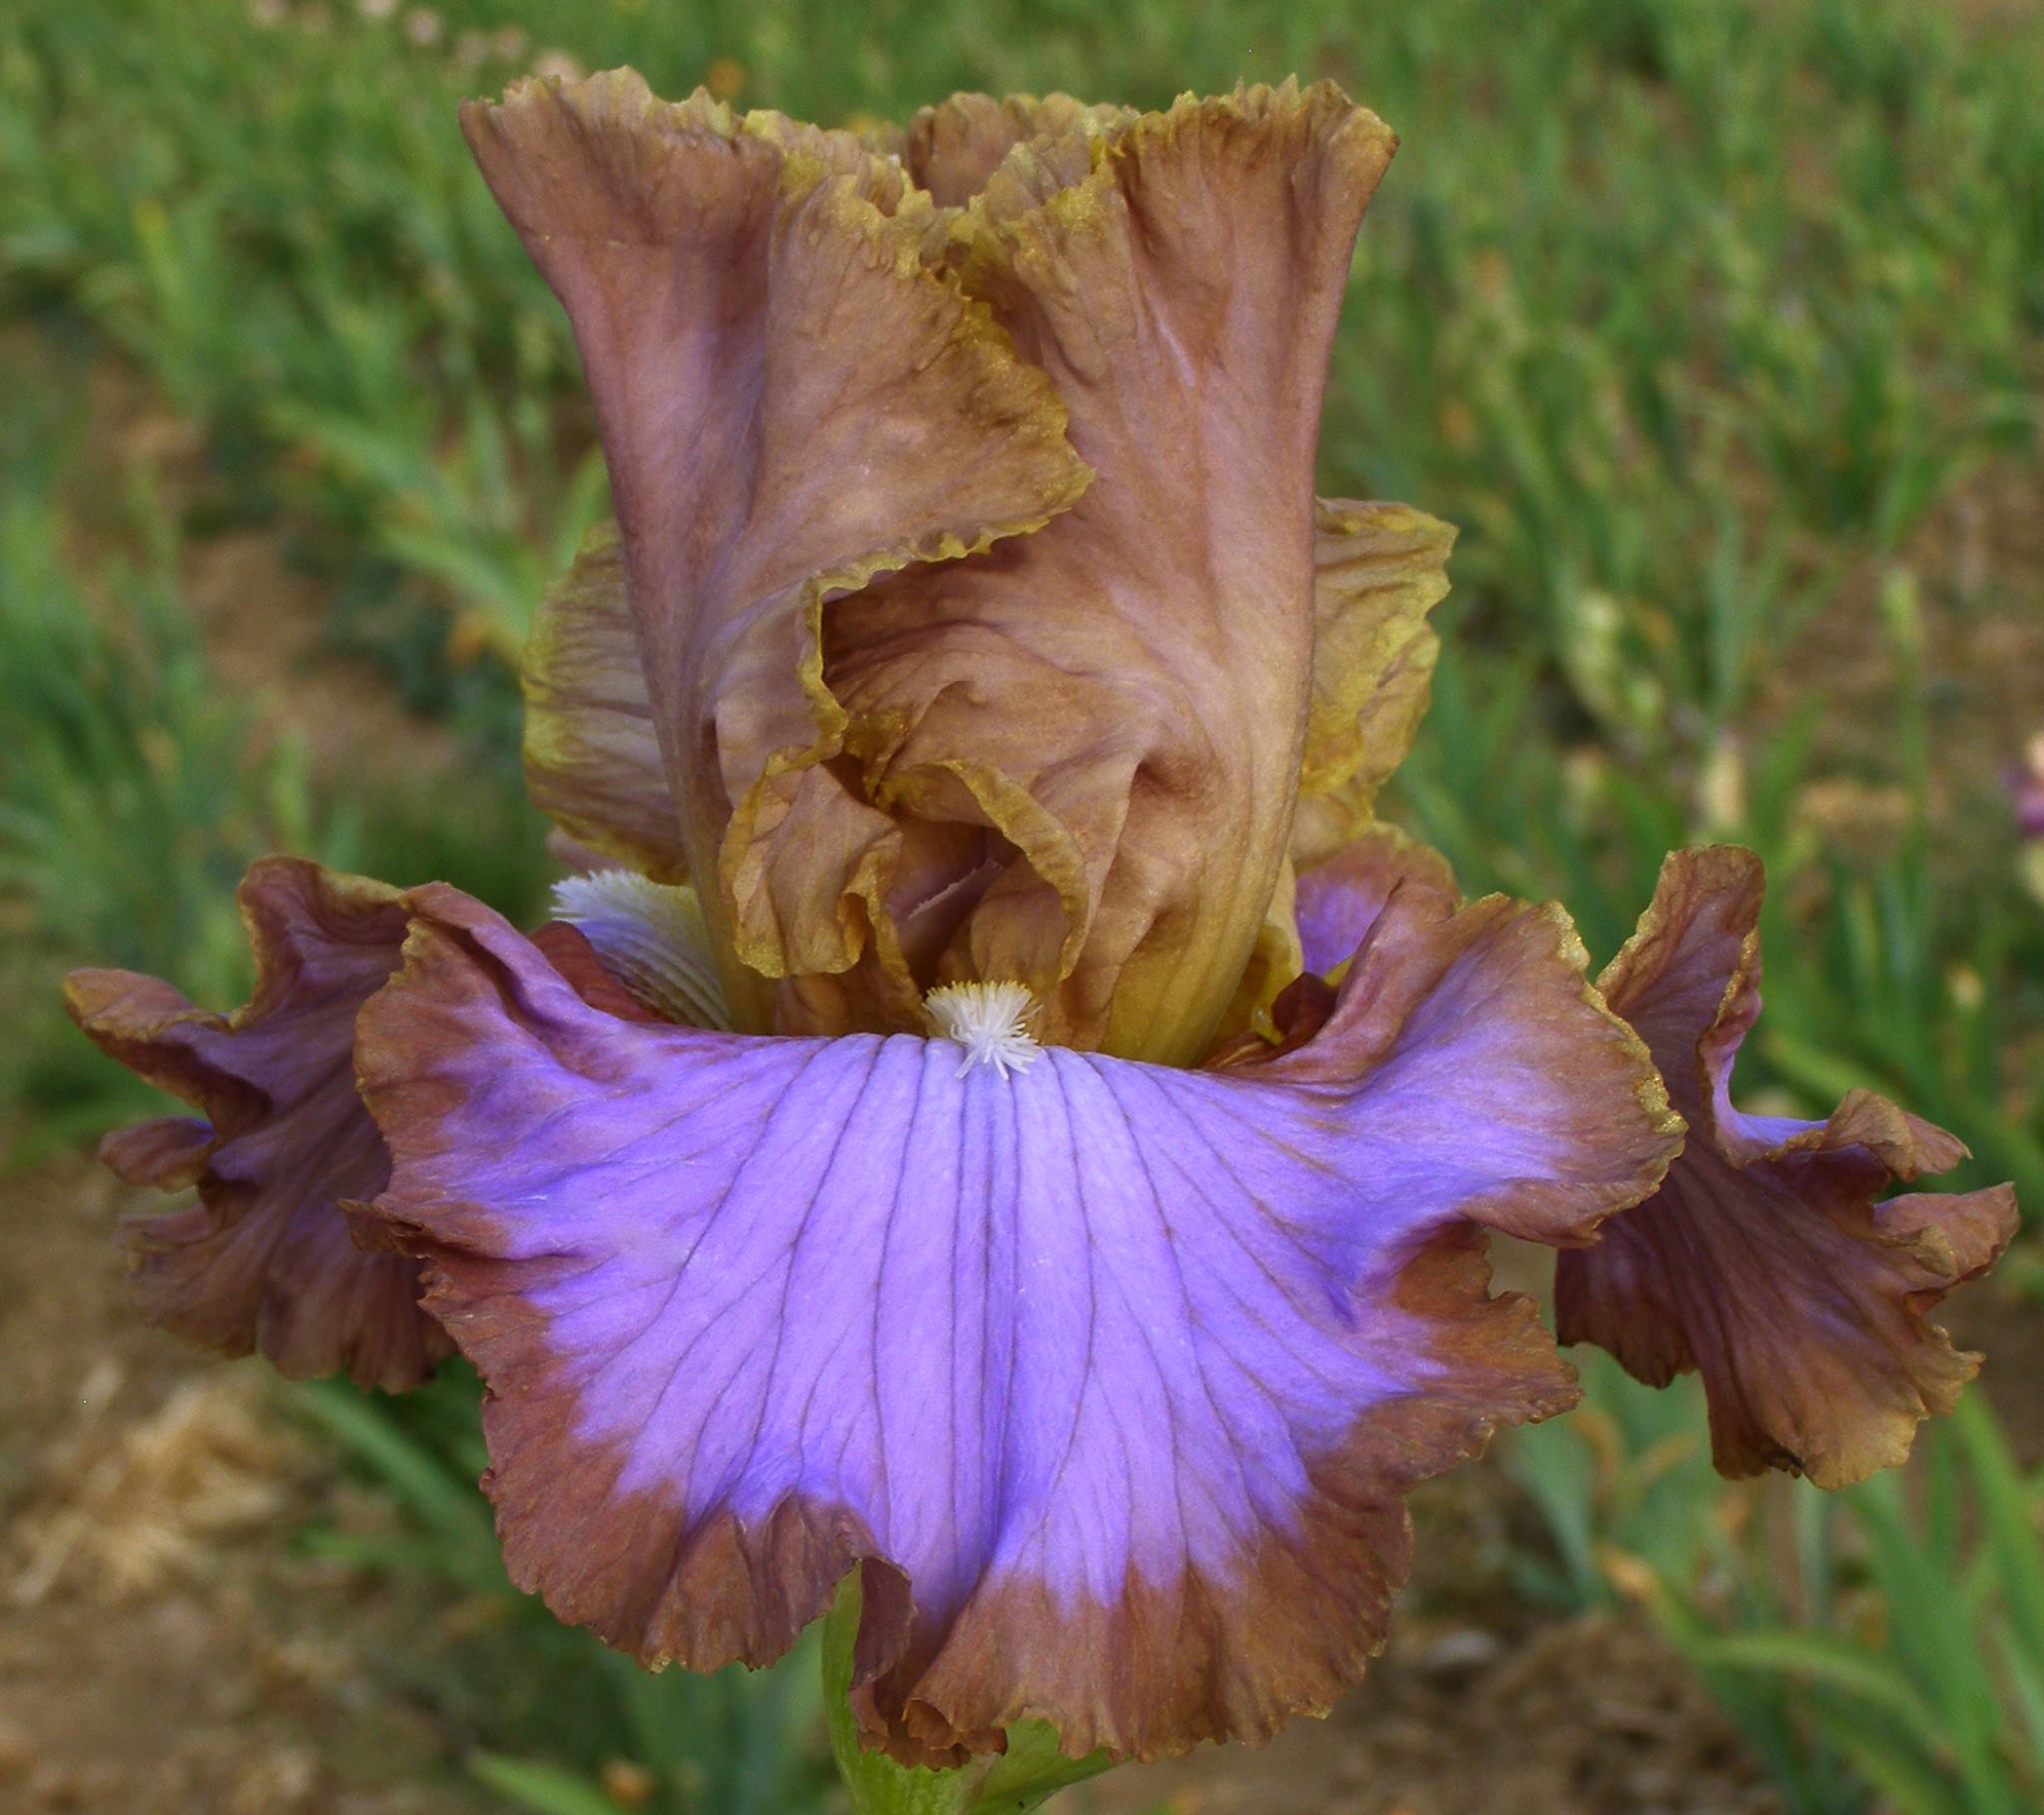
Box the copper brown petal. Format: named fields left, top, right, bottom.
left=1555, top=846, right=2019, bottom=1485
left=904, top=91, right=1136, bottom=207
left=462, top=71, right=1089, bottom=1032
left=822, top=83, right=1400, bottom=1064
left=64, top=860, right=448, bottom=1392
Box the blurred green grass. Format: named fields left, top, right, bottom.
left=1, top=0, right=2040, bottom=1810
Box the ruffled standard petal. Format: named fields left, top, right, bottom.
left=1555, top=847, right=2019, bottom=1486
left=355, top=880, right=1677, bottom=1764
left=820, top=85, right=1402, bottom=1065
left=1292, top=501, right=1453, bottom=871
left=905, top=92, right=1135, bottom=207
left=463, top=72, right=1090, bottom=1026
left=64, top=860, right=447, bottom=1392
left=1212, top=511, right=1455, bottom=1041
left=519, top=486, right=1444, bottom=1041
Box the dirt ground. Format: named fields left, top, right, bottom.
left=0, top=1158, right=498, bottom=1814
left=1101, top=1617, right=1782, bottom=1815
left=1, top=1158, right=1793, bottom=1815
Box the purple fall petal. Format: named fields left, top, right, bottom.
left=356, top=882, right=1677, bottom=1763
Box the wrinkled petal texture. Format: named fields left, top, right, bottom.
left=1289, top=501, right=1451, bottom=872
left=522, top=521, right=689, bottom=881
left=464, top=72, right=1090, bottom=1029
left=519, top=485, right=1447, bottom=1045
left=1555, top=847, right=2017, bottom=1486
left=904, top=92, right=1136, bottom=208
left=824, top=86, right=1399, bottom=1064
left=64, top=860, right=449, bottom=1392
left=356, top=880, right=1677, bottom=1764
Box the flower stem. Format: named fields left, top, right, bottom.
left=820, top=1577, right=1117, bottom=1815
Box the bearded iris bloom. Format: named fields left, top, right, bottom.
left=68, top=72, right=2014, bottom=1785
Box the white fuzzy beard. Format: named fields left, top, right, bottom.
left=922, top=981, right=1041, bottom=1080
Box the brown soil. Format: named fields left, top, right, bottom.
left=0, top=1159, right=494, bottom=1815
left=1091, top=1612, right=1781, bottom=1815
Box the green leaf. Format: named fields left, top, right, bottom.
left=970, top=1724, right=1114, bottom=1814
left=290, top=1380, right=496, bottom=1555
left=1692, top=1630, right=1946, bottom=1755
left=1790, top=1700, right=1966, bottom=1815
left=1955, top=1396, right=2044, bottom=1667
left=466, top=1753, right=628, bottom=1815
left=1996, top=1629, right=2044, bottom=1778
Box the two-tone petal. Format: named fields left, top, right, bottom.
left=1555, top=847, right=2018, bottom=1485
left=354, top=877, right=1677, bottom=1764
left=64, top=858, right=730, bottom=1391
left=1294, top=822, right=1459, bottom=983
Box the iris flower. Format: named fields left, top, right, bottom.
left=69, top=72, right=2014, bottom=1785
left=2015, top=730, right=2044, bottom=840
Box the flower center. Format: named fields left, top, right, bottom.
left=923, top=982, right=1040, bottom=1080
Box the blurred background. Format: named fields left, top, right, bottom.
left=2, top=0, right=2041, bottom=1810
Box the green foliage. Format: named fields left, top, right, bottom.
left=0, top=410, right=551, bottom=1160
left=1512, top=1366, right=2044, bottom=1815
left=0, top=399, right=309, bottom=1152
left=1506, top=1351, right=1723, bottom=1613
left=1508, top=1359, right=1868, bottom=1813
left=6, top=0, right=2043, bottom=669
left=1647, top=1397, right=2044, bottom=1815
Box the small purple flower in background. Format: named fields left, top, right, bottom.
left=67, top=70, right=2014, bottom=1793
left=2013, top=730, right=2044, bottom=840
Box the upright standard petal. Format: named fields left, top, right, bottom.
left=64, top=860, right=447, bottom=1392
left=1207, top=506, right=1455, bottom=1043
left=462, top=72, right=1090, bottom=1028
left=820, top=85, right=1402, bottom=1063
left=1555, top=847, right=2018, bottom=1486
left=518, top=484, right=1446, bottom=1041
left=355, top=880, right=1677, bottom=1764
left=904, top=92, right=1134, bottom=208
left=1291, top=500, right=1453, bottom=871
